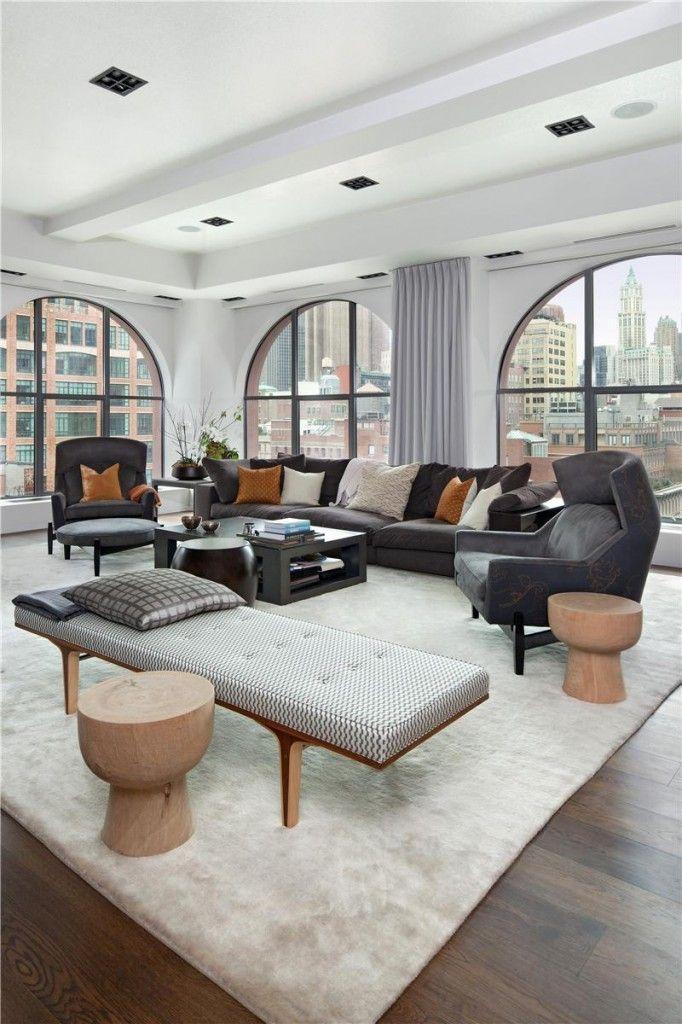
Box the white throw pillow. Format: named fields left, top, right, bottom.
left=347, top=462, right=420, bottom=520
left=281, top=466, right=324, bottom=506
left=458, top=481, right=502, bottom=530
left=333, top=458, right=375, bottom=507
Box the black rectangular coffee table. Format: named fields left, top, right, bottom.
left=154, top=518, right=367, bottom=605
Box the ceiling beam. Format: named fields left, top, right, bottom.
left=195, top=144, right=682, bottom=292
left=45, top=2, right=681, bottom=241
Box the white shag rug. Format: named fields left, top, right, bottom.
left=1, top=533, right=680, bottom=1024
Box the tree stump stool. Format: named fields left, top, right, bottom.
left=548, top=592, right=643, bottom=704
left=77, top=671, right=214, bottom=856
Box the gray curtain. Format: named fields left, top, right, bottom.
left=389, top=257, right=470, bottom=465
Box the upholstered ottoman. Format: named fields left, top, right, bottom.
left=55, top=518, right=155, bottom=576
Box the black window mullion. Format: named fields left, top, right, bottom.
left=291, top=310, right=300, bottom=455
left=102, top=307, right=111, bottom=436
left=584, top=269, right=597, bottom=452
left=348, top=301, right=357, bottom=458
left=34, top=298, right=45, bottom=495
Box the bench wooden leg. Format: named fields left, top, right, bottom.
left=60, top=647, right=80, bottom=714
left=275, top=731, right=304, bottom=828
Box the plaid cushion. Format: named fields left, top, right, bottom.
left=64, top=569, right=244, bottom=631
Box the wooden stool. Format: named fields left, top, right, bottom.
left=77, top=671, right=214, bottom=856
left=548, top=593, right=643, bottom=704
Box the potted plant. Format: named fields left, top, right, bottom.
left=166, top=400, right=210, bottom=480
left=200, top=405, right=242, bottom=461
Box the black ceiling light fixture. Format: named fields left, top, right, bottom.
left=1, top=268, right=26, bottom=276
left=546, top=115, right=594, bottom=138
left=357, top=271, right=388, bottom=279
left=484, top=250, right=523, bottom=259
left=154, top=295, right=181, bottom=301
left=340, top=176, right=379, bottom=191
left=223, top=296, right=246, bottom=302
left=90, top=66, right=148, bottom=97
left=201, top=216, right=233, bottom=227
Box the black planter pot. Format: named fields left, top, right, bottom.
left=171, top=462, right=208, bottom=481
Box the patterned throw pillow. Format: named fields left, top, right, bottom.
left=234, top=465, right=282, bottom=505
left=64, top=569, right=244, bottom=631
left=80, top=463, right=123, bottom=502
left=434, top=476, right=475, bottom=524
left=347, top=463, right=420, bottom=520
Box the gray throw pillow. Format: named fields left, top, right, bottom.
left=203, top=458, right=248, bottom=504
left=64, top=569, right=244, bottom=631
left=483, top=463, right=531, bottom=492
left=488, top=481, right=559, bottom=512
left=347, top=462, right=420, bottom=520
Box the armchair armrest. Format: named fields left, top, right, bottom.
left=50, top=491, right=67, bottom=529
left=486, top=556, right=591, bottom=626
left=194, top=484, right=217, bottom=520
left=140, top=489, right=157, bottom=521
left=455, top=525, right=549, bottom=557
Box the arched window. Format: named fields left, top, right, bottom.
left=244, top=299, right=391, bottom=461
left=498, top=252, right=682, bottom=521
left=0, top=296, right=164, bottom=497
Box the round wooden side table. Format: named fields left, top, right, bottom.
left=78, top=671, right=214, bottom=857
left=172, top=537, right=258, bottom=606
left=548, top=592, right=643, bottom=704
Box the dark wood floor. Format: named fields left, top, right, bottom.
left=2, top=686, right=680, bottom=1024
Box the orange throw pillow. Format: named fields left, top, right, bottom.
left=234, top=465, right=281, bottom=505
left=80, top=463, right=123, bottom=502
left=434, top=475, right=474, bottom=524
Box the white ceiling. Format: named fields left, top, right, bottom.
left=0, top=0, right=628, bottom=216
left=1, top=0, right=680, bottom=299
left=115, top=62, right=682, bottom=253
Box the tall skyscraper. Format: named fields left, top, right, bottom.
left=618, top=266, right=646, bottom=350
left=513, top=304, right=578, bottom=418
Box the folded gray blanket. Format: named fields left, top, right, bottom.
left=12, top=588, right=85, bottom=622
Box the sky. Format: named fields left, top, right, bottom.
left=548, top=253, right=681, bottom=355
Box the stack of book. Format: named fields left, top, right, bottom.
left=289, top=555, right=345, bottom=590
left=257, top=518, right=322, bottom=545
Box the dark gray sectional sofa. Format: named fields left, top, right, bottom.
left=196, top=455, right=556, bottom=577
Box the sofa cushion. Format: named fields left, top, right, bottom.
left=374, top=518, right=460, bottom=554
left=300, top=504, right=396, bottom=540
left=250, top=454, right=305, bottom=481
left=483, top=463, right=531, bottom=492
left=434, top=476, right=475, bottom=524
left=202, top=458, right=249, bottom=504
left=304, top=457, right=350, bottom=507
left=80, top=463, right=123, bottom=503
left=488, top=481, right=559, bottom=512
left=333, top=458, right=377, bottom=507
left=281, top=466, right=324, bottom=505
left=429, top=466, right=490, bottom=511
left=65, top=499, right=145, bottom=521
left=209, top=503, right=306, bottom=520
left=348, top=462, right=420, bottom=520
left=404, top=462, right=448, bottom=519
left=235, top=465, right=282, bottom=505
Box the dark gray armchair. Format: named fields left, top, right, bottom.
left=48, top=437, right=156, bottom=552
left=454, top=451, right=660, bottom=674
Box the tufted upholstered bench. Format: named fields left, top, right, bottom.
left=15, top=605, right=489, bottom=826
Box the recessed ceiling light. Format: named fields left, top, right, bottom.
left=340, top=176, right=379, bottom=191
left=357, top=272, right=388, bottom=279
left=612, top=101, right=656, bottom=120
left=546, top=115, right=594, bottom=138
left=484, top=250, right=523, bottom=259
left=201, top=216, right=233, bottom=227
left=178, top=225, right=201, bottom=233
left=90, top=66, right=148, bottom=97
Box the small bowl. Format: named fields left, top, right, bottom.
left=181, top=514, right=202, bottom=532
left=201, top=520, right=219, bottom=535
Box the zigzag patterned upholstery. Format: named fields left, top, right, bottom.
left=14, top=605, right=488, bottom=764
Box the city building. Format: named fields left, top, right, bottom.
left=510, top=303, right=578, bottom=417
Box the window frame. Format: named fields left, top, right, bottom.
left=497, top=252, right=682, bottom=477
left=243, top=299, right=391, bottom=458
left=0, top=295, right=164, bottom=498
